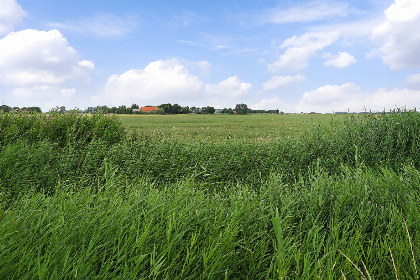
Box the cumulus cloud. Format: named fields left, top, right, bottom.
left=323, top=52, right=356, bottom=68
left=252, top=97, right=287, bottom=110
left=0, top=29, right=94, bottom=86
left=371, top=0, right=420, bottom=69
left=10, top=86, right=82, bottom=111
left=296, top=83, right=361, bottom=113
left=205, top=76, right=251, bottom=98
left=295, top=83, right=420, bottom=113
left=97, top=59, right=204, bottom=106
left=406, top=73, right=420, bottom=89
left=262, top=74, right=305, bottom=91
left=96, top=59, right=252, bottom=108
left=269, top=31, right=340, bottom=72
left=260, top=0, right=351, bottom=24
left=0, top=0, right=27, bottom=35
left=49, top=14, right=137, bottom=38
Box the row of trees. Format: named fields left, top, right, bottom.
left=0, top=105, right=42, bottom=113
left=1, top=103, right=280, bottom=115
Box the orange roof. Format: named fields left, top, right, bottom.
left=140, top=106, right=158, bottom=113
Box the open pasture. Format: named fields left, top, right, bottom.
left=118, top=113, right=346, bottom=141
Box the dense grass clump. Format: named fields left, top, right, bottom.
left=304, top=109, right=420, bottom=171
left=0, top=109, right=126, bottom=148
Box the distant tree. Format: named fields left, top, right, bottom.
left=180, top=106, right=190, bottom=114
left=158, top=103, right=172, bottom=114
left=21, top=106, right=42, bottom=113
left=201, top=106, right=215, bottom=114
left=235, top=104, right=249, bottom=114
left=96, top=105, right=110, bottom=113
left=58, top=106, right=66, bottom=113
left=131, top=103, right=139, bottom=109
left=29, top=107, right=42, bottom=113
left=117, top=105, right=133, bottom=114
left=0, top=105, right=12, bottom=112
left=85, top=107, right=95, bottom=113
left=109, top=107, right=118, bottom=113
left=171, top=104, right=182, bottom=114
left=155, top=108, right=165, bottom=114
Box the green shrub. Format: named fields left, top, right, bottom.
left=0, top=110, right=127, bottom=148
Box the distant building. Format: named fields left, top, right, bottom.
left=190, top=108, right=202, bottom=114
left=140, top=106, right=158, bottom=113
left=214, top=109, right=222, bottom=114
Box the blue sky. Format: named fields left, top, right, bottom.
left=1, top=0, right=420, bottom=113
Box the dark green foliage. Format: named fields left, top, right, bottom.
left=0, top=109, right=127, bottom=148
left=201, top=106, right=215, bottom=114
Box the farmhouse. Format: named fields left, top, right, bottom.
left=140, top=106, right=158, bottom=113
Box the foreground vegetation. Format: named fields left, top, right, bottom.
left=1, top=109, right=419, bottom=279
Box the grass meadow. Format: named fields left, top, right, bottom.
left=1, top=110, right=420, bottom=279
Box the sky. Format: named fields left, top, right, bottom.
left=1, top=0, right=420, bottom=113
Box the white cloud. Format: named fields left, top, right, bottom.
left=0, top=0, right=27, bottom=35
left=371, top=0, right=420, bottom=69
left=313, top=17, right=385, bottom=39
left=49, top=14, right=137, bottom=38
left=364, top=88, right=420, bottom=110
left=59, top=88, right=76, bottom=100
left=269, top=31, right=340, bottom=72
left=323, top=52, right=356, bottom=68
left=0, top=29, right=94, bottom=86
left=262, top=74, right=305, bottom=91
left=295, top=83, right=420, bottom=113
left=260, top=1, right=351, bottom=24
left=205, top=76, right=251, bottom=98
left=97, top=60, right=252, bottom=108
left=252, top=97, right=286, bottom=110
left=406, top=73, right=420, bottom=89
left=97, top=59, right=204, bottom=106
left=295, top=83, right=361, bottom=112
left=183, top=60, right=211, bottom=77
left=10, top=86, right=82, bottom=111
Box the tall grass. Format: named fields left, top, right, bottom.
left=0, top=110, right=126, bottom=148
left=2, top=110, right=420, bottom=200
left=1, top=165, right=419, bottom=279
left=1, top=109, right=420, bottom=278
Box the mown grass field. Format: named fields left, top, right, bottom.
left=1, top=110, right=419, bottom=279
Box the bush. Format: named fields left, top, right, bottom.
left=0, top=110, right=127, bottom=148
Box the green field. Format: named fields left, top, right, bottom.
left=1, top=110, right=420, bottom=279
left=119, top=113, right=346, bottom=141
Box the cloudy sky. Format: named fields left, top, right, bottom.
left=1, top=0, right=420, bottom=113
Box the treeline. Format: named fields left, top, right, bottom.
left=0, top=103, right=281, bottom=115
left=0, top=105, right=42, bottom=113
left=90, top=103, right=280, bottom=115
